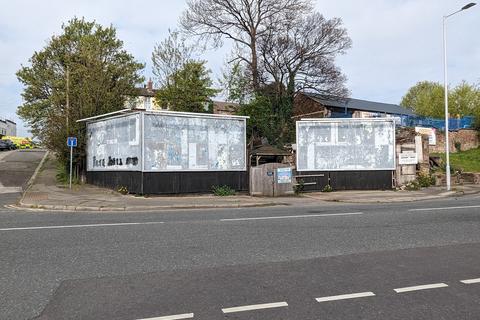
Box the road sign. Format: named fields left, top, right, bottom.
left=67, top=137, right=77, bottom=189
left=67, top=137, right=77, bottom=147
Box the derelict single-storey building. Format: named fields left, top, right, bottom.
left=83, top=110, right=248, bottom=194
left=296, top=118, right=396, bottom=190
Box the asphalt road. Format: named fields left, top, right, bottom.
left=1, top=192, right=480, bottom=320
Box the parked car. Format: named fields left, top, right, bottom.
left=3, top=139, right=17, bottom=150
left=0, top=140, right=9, bottom=151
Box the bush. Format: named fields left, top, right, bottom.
left=321, top=184, right=333, bottom=192
left=117, top=186, right=128, bottom=195
left=56, top=163, right=79, bottom=185
left=212, top=185, right=235, bottom=196
left=405, top=180, right=421, bottom=191
left=454, top=141, right=462, bottom=152
left=417, top=174, right=436, bottom=187
left=293, top=179, right=305, bottom=195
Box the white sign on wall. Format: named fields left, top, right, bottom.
left=398, top=151, right=418, bottom=165
left=296, top=119, right=396, bottom=171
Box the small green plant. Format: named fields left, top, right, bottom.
left=56, top=163, right=80, bottom=185
left=293, top=179, right=305, bottom=195
left=405, top=180, right=421, bottom=191
left=454, top=141, right=462, bottom=152
left=212, top=185, right=235, bottom=196
left=417, top=173, right=436, bottom=188
left=117, top=186, right=129, bottom=195
left=321, top=184, right=334, bottom=192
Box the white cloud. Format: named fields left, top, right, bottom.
left=1, top=0, right=479, bottom=136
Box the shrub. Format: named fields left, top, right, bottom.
left=454, top=141, right=462, bottom=152
left=293, top=179, right=305, bottom=195
left=405, top=180, right=421, bottom=191
left=117, top=186, right=129, bottom=195
left=321, top=184, right=333, bottom=192
left=212, top=185, right=235, bottom=196
left=417, top=173, right=436, bottom=187
left=56, top=163, right=79, bottom=185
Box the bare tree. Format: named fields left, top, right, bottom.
left=180, top=0, right=312, bottom=91
left=259, top=12, right=352, bottom=100
left=152, top=29, right=195, bottom=87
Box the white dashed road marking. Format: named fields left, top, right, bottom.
left=0, top=221, right=164, bottom=231
left=137, top=313, right=194, bottom=320
left=316, top=291, right=376, bottom=302
left=408, top=205, right=480, bottom=212
left=220, top=212, right=363, bottom=222
left=222, top=301, right=288, bottom=313
left=460, top=278, right=480, bottom=284
left=394, top=283, right=448, bottom=293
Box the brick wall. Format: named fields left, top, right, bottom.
left=430, top=129, right=479, bottom=153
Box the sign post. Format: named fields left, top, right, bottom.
left=67, top=137, right=77, bottom=189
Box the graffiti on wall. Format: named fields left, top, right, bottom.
left=87, top=114, right=141, bottom=171
left=86, top=112, right=247, bottom=172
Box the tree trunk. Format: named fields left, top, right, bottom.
left=250, top=38, right=260, bottom=92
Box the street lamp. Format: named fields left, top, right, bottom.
left=443, top=2, right=476, bottom=191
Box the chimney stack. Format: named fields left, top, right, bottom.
left=147, top=78, right=153, bottom=90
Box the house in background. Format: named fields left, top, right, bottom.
left=127, top=80, right=239, bottom=115
left=126, top=79, right=158, bottom=110
left=0, top=117, right=16, bottom=138
left=212, top=101, right=240, bottom=115
left=293, top=92, right=415, bottom=120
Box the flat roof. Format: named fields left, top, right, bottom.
left=77, top=108, right=249, bottom=123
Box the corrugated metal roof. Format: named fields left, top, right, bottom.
left=303, top=92, right=415, bottom=116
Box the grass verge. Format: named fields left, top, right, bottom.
left=432, top=147, right=480, bottom=172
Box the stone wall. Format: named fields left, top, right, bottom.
left=430, top=129, right=479, bottom=153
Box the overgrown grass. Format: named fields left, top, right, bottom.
left=56, top=163, right=80, bottom=185
left=432, top=147, right=480, bottom=173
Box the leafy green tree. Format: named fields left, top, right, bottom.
left=155, top=61, right=219, bottom=113
left=401, top=81, right=480, bottom=124
left=17, top=18, right=144, bottom=171
left=400, top=81, right=445, bottom=118
left=450, top=81, right=480, bottom=118
left=219, top=60, right=251, bottom=105
left=238, top=94, right=294, bottom=147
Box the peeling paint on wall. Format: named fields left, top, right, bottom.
left=297, top=119, right=395, bottom=171
left=86, top=112, right=247, bottom=172
left=87, top=114, right=141, bottom=171
left=143, top=114, right=246, bottom=171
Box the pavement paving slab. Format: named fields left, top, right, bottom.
left=16, top=154, right=480, bottom=211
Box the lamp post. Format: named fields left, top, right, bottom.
left=443, top=2, right=476, bottom=191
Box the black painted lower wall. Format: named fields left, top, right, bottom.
left=296, top=170, right=394, bottom=191
left=86, top=171, right=248, bottom=195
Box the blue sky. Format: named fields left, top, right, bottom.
left=1, top=0, right=479, bottom=137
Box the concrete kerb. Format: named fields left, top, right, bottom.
left=304, top=188, right=479, bottom=203
left=14, top=202, right=289, bottom=212
left=18, top=150, right=49, bottom=204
